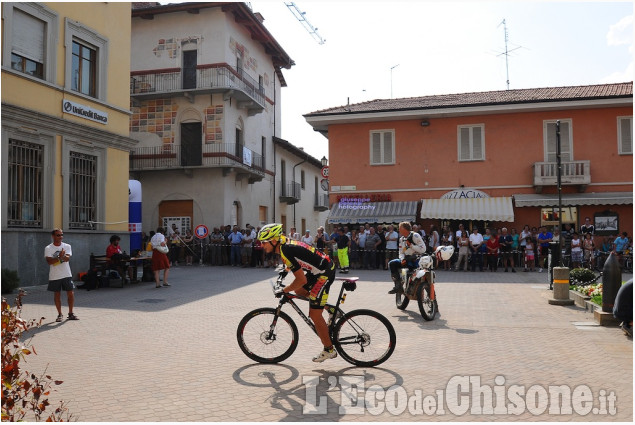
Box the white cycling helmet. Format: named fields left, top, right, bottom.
left=419, top=255, right=433, bottom=270
left=435, top=245, right=455, bottom=261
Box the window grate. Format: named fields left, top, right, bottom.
left=7, top=139, right=43, bottom=228
left=69, top=151, right=96, bottom=229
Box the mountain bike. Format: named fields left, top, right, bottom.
left=236, top=270, right=396, bottom=367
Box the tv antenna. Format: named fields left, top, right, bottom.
left=497, top=19, right=522, bottom=90
left=285, top=2, right=325, bottom=45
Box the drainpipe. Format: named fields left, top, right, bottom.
left=272, top=69, right=277, bottom=223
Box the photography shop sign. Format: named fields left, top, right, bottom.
left=62, top=99, right=108, bottom=125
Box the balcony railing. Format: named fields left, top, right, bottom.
left=314, top=193, right=329, bottom=211
left=533, top=160, right=591, bottom=192
left=130, top=64, right=265, bottom=111
left=129, top=143, right=264, bottom=182
left=279, top=181, right=301, bottom=204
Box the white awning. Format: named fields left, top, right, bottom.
left=327, top=201, right=418, bottom=224
left=420, top=197, right=514, bottom=222
left=513, top=192, right=633, bottom=207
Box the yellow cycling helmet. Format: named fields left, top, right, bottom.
left=258, top=223, right=284, bottom=242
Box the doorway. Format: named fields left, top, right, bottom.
left=180, top=123, right=202, bottom=166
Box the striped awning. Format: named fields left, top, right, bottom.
left=327, top=201, right=418, bottom=224
left=513, top=192, right=633, bottom=207
left=420, top=197, right=514, bottom=222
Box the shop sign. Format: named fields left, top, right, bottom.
left=441, top=189, right=489, bottom=199
left=336, top=193, right=392, bottom=203
left=62, top=99, right=108, bottom=124
left=337, top=197, right=376, bottom=210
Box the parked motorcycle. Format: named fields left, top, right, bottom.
left=395, top=246, right=454, bottom=321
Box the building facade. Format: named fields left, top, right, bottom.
left=1, top=2, right=136, bottom=284
left=129, top=2, right=328, bottom=236
left=305, top=83, right=633, bottom=241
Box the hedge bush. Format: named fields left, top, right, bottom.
left=1, top=269, right=20, bottom=294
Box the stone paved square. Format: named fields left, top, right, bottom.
left=11, top=265, right=633, bottom=422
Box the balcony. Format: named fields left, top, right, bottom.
left=314, top=193, right=329, bottom=211
left=129, top=143, right=264, bottom=183
left=279, top=182, right=301, bottom=204
left=130, top=64, right=265, bottom=113
left=533, top=160, right=591, bottom=193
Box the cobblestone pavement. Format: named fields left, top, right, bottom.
left=13, top=265, right=633, bottom=422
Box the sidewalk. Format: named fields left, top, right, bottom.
left=13, top=265, right=633, bottom=421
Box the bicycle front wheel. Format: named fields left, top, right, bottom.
left=236, top=308, right=299, bottom=364
left=333, top=309, right=396, bottom=367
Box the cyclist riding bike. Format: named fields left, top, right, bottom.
left=258, top=223, right=338, bottom=362
left=388, top=222, right=427, bottom=294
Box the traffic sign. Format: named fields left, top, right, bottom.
left=320, top=178, right=329, bottom=191
left=194, top=224, right=209, bottom=239
left=321, top=166, right=329, bottom=178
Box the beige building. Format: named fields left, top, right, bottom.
left=1, top=2, right=137, bottom=284
left=129, top=2, right=329, bottom=235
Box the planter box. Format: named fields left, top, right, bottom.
left=569, top=290, right=591, bottom=308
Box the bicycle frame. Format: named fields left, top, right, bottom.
left=269, top=277, right=353, bottom=337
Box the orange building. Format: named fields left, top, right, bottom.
left=305, top=82, right=633, bottom=244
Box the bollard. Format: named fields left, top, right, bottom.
left=602, top=252, right=622, bottom=313
left=548, top=267, right=574, bottom=305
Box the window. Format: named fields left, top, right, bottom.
left=301, top=170, right=305, bottom=189
left=72, top=40, right=97, bottom=96
left=7, top=140, right=43, bottom=228
left=64, top=18, right=108, bottom=99
left=458, top=125, right=485, bottom=161
left=68, top=151, right=97, bottom=229
left=544, top=120, right=572, bottom=162
left=2, top=3, right=57, bottom=81
left=370, top=130, right=395, bottom=165
left=618, top=116, right=633, bottom=155
left=259, top=206, right=267, bottom=224
left=162, top=217, right=191, bottom=235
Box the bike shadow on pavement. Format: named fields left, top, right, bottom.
left=394, top=310, right=479, bottom=334
left=232, top=363, right=405, bottom=421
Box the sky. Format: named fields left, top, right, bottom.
left=249, top=1, right=634, bottom=161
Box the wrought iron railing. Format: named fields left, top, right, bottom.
left=130, top=64, right=265, bottom=106
left=281, top=181, right=301, bottom=200
left=315, top=193, right=329, bottom=209
left=129, top=143, right=264, bottom=175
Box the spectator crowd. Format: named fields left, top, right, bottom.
left=142, top=219, right=633, bottom=273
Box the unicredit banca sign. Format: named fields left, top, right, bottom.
left=62, top=99, right=108, bottom=124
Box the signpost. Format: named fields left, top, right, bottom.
left=194, top=225, right=209, bottom=265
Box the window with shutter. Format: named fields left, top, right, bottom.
left=10, top=9, right=45, bottom=79
left=618, top=117, right=633, bottom=155
left=2, top=4, right=57, bottom=82
left=545, top=120, right=572, bottom=162
left=457, top=125, right=485, bottom=161
left=369, top=130, right=395, bottom=165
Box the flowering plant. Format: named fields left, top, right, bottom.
left=570, top=282, right=602, bottom=298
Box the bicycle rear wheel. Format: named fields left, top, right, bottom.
left=417, top=283, right=437, bottom=321
left=236, top=308, right=299, bottom=364
left=333, top=309, right=396, bottom=367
